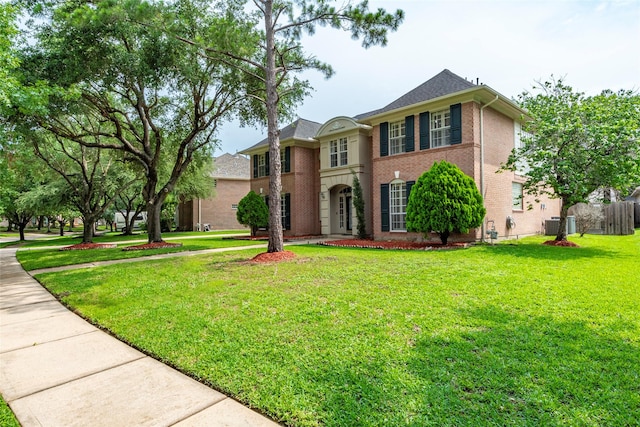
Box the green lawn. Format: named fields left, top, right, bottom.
left=0, top=396, right=19, bottom=427
left=32, top=234, right=640, bottom=426
left=16, top=236, right=261, bottom=271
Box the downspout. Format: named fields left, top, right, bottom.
left=480, top=95, right=499, bottom=242
left=198, top=198, right=201, bottom=231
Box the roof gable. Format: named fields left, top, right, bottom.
left=357, top=69, right=476, bottom=119
left=243, top=118, right=322, bottom=152
left=212, top=153, right=250, bottom=179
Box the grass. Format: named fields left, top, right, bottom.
left=32, top=233, right=640, bottom=426
left=16, top=236, right=262, bottom=271
left=12, top=229, right=248, bottom=248
left=0, top=396, right=19, bottom=427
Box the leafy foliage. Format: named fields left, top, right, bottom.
left=16, top=0, right=248, bottom=243
left=406, top=161, right=486, bottom=244
left=236, top=190, right=268, bottom=237
left=191, top=0, right=403, bottom=252
left=502, top=77, right=640, bottom=241
left=351, top=170, right=366, bottom=239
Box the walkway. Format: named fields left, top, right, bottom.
left=0, top=244, right=285, bottom=426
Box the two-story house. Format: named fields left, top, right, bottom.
left=241, top=70, right=560, bottom=242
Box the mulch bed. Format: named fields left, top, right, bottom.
left=542, top=240, right=579, bottom=247
left=319, top=239, right=470, bottom=250
left=60, top=243, right=117, bottom=251
left=122, top=242, right=183, bottom=251
left=251, top=250, right=297, bottom=263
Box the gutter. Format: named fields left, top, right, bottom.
left=480, top=95, right=499, bottom=242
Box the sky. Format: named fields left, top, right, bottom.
left=216, top=0, right=640, bottom=156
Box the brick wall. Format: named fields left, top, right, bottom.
left=250, top=145, right=321, bottom=236
left=371, top=102, right=560, bottom=242
left=179, top=178, right=249, bottom=231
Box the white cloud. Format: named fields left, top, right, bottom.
left=217, top=0, right=640, bottom=155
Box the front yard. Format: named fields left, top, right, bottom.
left=32, top=234, right=639, bottom=426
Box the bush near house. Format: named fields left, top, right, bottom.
left=406, top=161, right=486, bottom=244
left=236, top=190, right=269, bottom=237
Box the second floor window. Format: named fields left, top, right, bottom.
left=330, top=137, right=348, bottom=167
left=431, top=110, right=451, bottom=147
left=257, top=154, right=266, bottom=177
left=389, top=121, right=406, bottom=155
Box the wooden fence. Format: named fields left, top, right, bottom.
left=603, top=202, right=635, bottom=235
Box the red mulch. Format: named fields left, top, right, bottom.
left=60, top=243, right=117, bottom=251
left=542, top=240, right=579, bottom=247
left=251, top=250, right=296, bottom=263
left=320, top=239, right=470, bottom=250
left=122, top=242, right=183, bottom=251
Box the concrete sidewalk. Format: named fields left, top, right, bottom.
left=0, top=247, right=281, bottom=427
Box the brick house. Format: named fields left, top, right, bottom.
left=241, top=70, right=560, bottom=241
left=177, top=153, right=250, bottom=231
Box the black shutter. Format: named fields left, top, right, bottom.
left=451, top=103, right=462, bottom=145
left=380, top=122, right=389, bottom=157
left=253, top=155, right=258, bottom=178
left=419, top=112, right=430, bottom=150
left=283, top=193, right=291, bottom=230
left=406, top=181, right=415, bottom=200
left=405, top=115, right=415, bottom=152
left=264, top=151, right=270, bottom=175
left=284, top=146, right=291, bottom=173
left=380, top=183, right=389, bottom=232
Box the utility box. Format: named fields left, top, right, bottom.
left=566, top=216, right=576, bottom=234
left=545, top=217, right=576, bottom=236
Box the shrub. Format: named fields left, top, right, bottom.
left=571, top=203, right=604, bottom=236
left=406, top=161, right=486, bottom=244
left=236, top=190, right=268, bottom=237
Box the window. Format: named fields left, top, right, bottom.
left=330, top=137, right=348, bottom=167
left=280, top=193, right=291, bottom=230
left=431, top=110, right=451, bottom=147
left=512, top=182, right=523, bottom=210
left=389, top=121, right=406, bottom=155
left=257, top=154, right=266, bottom=177
left=231, top=204, right=238, bottom=210
left=513, top=122, right=531, bottom=175
left=390, top=182, right=407, bottom=231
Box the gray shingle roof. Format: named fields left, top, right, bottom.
left=243, top=118, right=322, bottom=151
left=356, top=69, right=476, bottom=119
left=212, top=153, right=250, bottom=179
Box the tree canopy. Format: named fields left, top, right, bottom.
left=406, top=161, right=486, bottom=245
left=187, top=0, right=403, bottom=252
left=15, top=0, right=250, bottom=243
left=502, top=78, right=640, bottom=241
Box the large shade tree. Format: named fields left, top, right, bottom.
left=30, top=131, right=139, bottom=243
left=406, top=161, right=486, bottom=245
left=502, top=78, right=640, bottom=241
left=17, top=0, right=249, bottom=243
left=180, top=0, right=403, bottom=252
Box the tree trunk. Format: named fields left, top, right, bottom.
left=264, top=0, right=284, bottom=253
left=146, top=199, right=164, bottom=243
left=82, top=219, right=94, bottom=244
left=37, top=216, right=44, bottom=230
left=555, top=199, right=569, bottom=241
left=58, top=219, right=65, bottom=236
left=18, top=223, right=26, bottom=242
left=439, top=231, right=449, bottom=245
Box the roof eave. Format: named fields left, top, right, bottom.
left=359, top=85, right=528, bottom=124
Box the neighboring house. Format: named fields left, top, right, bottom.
left=240, top=69, right=561, bottom=241
left=177, top=153, right=250, bottom=231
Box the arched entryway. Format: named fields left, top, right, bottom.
left=330, top=185, right=352, bottom=235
